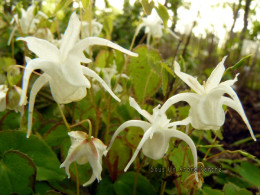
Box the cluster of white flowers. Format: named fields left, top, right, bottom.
left=12, top=6, right=256, bottom=187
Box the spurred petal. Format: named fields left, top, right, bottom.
left=73, top=37, right=138, bottom=57
left=124, top=127, right=153, bottom=172
left=165, top=129, right=199, bottom=182
left=174, top=61, right=204, bottom=94
left=27, top=74, right=49, bottom=138
left=169, top=117, right=191, bottom=127
left=205, top=56, right=227, bottom=91
left=219, top=73, right=239, bottom=87
left=82, top=66, right=120, bottom=102
left=60, top=12, right=80, bottom=60
left=160, top=93, right=199, bottom=113
left=83, top=173, right=97, bottom=186
left=17, top=37, right=59, bottom=63
left=129, top=97, right=153, bottom=122
left=222, top=96, right=256, bottom=141
left=19, top=58, right=56, bottom=106
left=107, top=120, right=151, bottom=151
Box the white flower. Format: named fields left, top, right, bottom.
left=8, top=5, right=48, bottom=45
left=81, top=20, right=103, bottom=37
left=60, top=131, right=107, bottom=186
left=108, top=97, right=198, bottom=181
left=18, top=13, right=137, bottom=138
left=160, top=56, right=256, bottom=141
left=136, top=10, right=179, bottom=45
left=0, top=85, right=8, bottom=112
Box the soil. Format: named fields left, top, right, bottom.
left=222, top=88, right=260, bottom=158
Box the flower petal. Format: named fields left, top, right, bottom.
left=160, top=93, right=199, bottom=113
left=142, top=131, right=169, bottom=160
left=73, top=37, right=138, bottom=57
left=27, top=74, right=49, bottom=138
left=174, top=61, right=204, bottom=94
left=68, top=131, right=87, bottom=145
left=82, top=66, right=120, bottom=102
left=205, top=56, right=227, bottom=91
left=124, top=127, right=153, bottom=172
left=60, top=140, right=87, bottom=178
left=222, top=96, right=256, bottom=141
left=129, top=97, right=153, bottom=122
left=107, top=120, right=151, bottom=151
left=165, top=129, right=199, bottom=182
left=19, top=58, right=56, bottom=106
left=60, top=12, right=80, bottom=60
left=169, top=117, right=191, bottom=128
left=83, top=173, right=97, bottom=186
left=85, top=141, right=102, bottom=183
left=17, top=37, right=59, bottom=63
left=219, top=73, right=239, bottom=87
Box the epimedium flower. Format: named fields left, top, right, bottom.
left=18, top=13, right=137, bottom=138
left=60, top=131, right=107, bottom=186
left=8, top=4, right=48, bottom=45
left=107, top=97, right=199, bottom=181
left=81, top=20, right=103, bottom=37
left=160, top=56, right=256, bottom=141
left=136, top=9, right=179, bottom=45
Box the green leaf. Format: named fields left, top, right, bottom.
left=107, top=138, right=131, bottom=173
left=202, top=186, right=222, bottom=195
left=155, top=3, right=169, bottom=28
left=230, top=54, right=252, bottom=70
left=140, top=0, right=154, bottom=15
left=128, top=45, right=161, bottom=102
left=44, top=124, right=68, bottom=148
left=0, top=130, right=66, bottom=181
left=114, top=172, right=156, bottom=195
left=95, top=50, right=111, bottom=68
left=237, top=161, right=260, bottom=187
left=223, top=183, right=252, bottom=195
left=97, top=178, right=116, bottom=195
left=0, top=150, right=36, bottom=195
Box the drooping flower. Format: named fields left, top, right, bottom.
left=136, top=9, right=179, bottom=45
left=60, top=131, right=107, bottom=186
left=81, top=20, right=103, bottom=37
left=108, top=97, right=198, bottom=181
left=8, top=5, right=48, bottom=45
left=160, top=56, right=256, bottom=141
left=18, top=13, right=137, bottom=138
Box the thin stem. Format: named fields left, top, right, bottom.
left=142, top=70, right=153, bottom=105
left=203, top=133, right=218, bottom=161
left=86, top=119, right=92, bottom=141
left=160, top=181, right=167, bottom=195
left=133, top=156, right=147, bottom=195
left=57, top=104, right=71, bottom=132
left=74, top=162, right=80, bottom=195
left=104, top=96, right=112, bottom=144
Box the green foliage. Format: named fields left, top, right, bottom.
left=140, top=0, right=154, bottom=15
left=155, top=3, right=169, bottom=28
left=0, top=130, right=66, bottom=181
left=0, top=150, right=36, bottom=195
left=128, top=45, right=161, bottom=102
